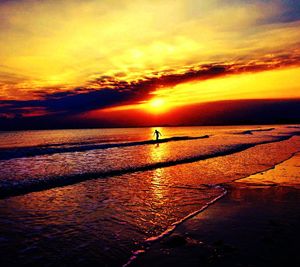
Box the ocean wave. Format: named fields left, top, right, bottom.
left=0, top=134, right=292, bottom=199
left=235, top=127, right=275, bottom=135
left=0, top=135, right=209, bottom=161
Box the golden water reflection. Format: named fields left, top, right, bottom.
left=149, top=135, right=169, bottom=202
left=151, top=168, right=165, bottom=201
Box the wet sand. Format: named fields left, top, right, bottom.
left=130, top=153, right=300, bottom=267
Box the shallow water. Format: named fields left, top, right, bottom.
left=0, top=125, right=300, bottom=266
left=236, top=152, right=300, bottom=188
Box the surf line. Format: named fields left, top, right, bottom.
left=0, top=135, right=210, bottom=160
left=122, top=185, right=227, bottom=267
left=230, top=149, right=300, bottom=185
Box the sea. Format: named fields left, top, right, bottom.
left=0, top=125, right=300, bottom=267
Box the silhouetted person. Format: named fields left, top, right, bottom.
left=153, top=129, right=162, bottom=141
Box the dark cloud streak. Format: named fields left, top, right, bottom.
left=1, top=50, right=300, bottom=129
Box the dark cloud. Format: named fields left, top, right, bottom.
left=276, top=0, right=300, bottom=23
left=256, top=0, right=300, bottom=24
left=0, top=87, right=145, bottom=117
left=218, top=0, right=300, bottom=26
left=1, top=98, right=300, bottom=130
left=1, top=50, right=300, bottom=129
left=0, top=64, right=231, bottom=120
left=170, top=98, right=300, bottom=126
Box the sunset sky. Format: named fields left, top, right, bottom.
left=0, top=0, right=300, bottom=129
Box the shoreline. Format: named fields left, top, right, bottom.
left=129, top=153, right=300, bottom=267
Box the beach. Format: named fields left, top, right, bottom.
left=1, top=1, right=300, bottom=266
left=131, top=153, right=300, bottom=267
left=0, top=126, right=299, bottom=267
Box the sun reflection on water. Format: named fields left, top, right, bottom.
left=149, top=139, right=169, bottom=202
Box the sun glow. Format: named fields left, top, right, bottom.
left=145, top=98, right=168, bottom=113
left=149, top=98, right=165, bottom=108
left=99, top=66, right=300, bottom=116
left=149, top=67, right=300, bottom=107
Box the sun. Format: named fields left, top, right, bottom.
left=144, top=98, right=168, bottom=113
left=149, top=98, right=165, bottom=108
